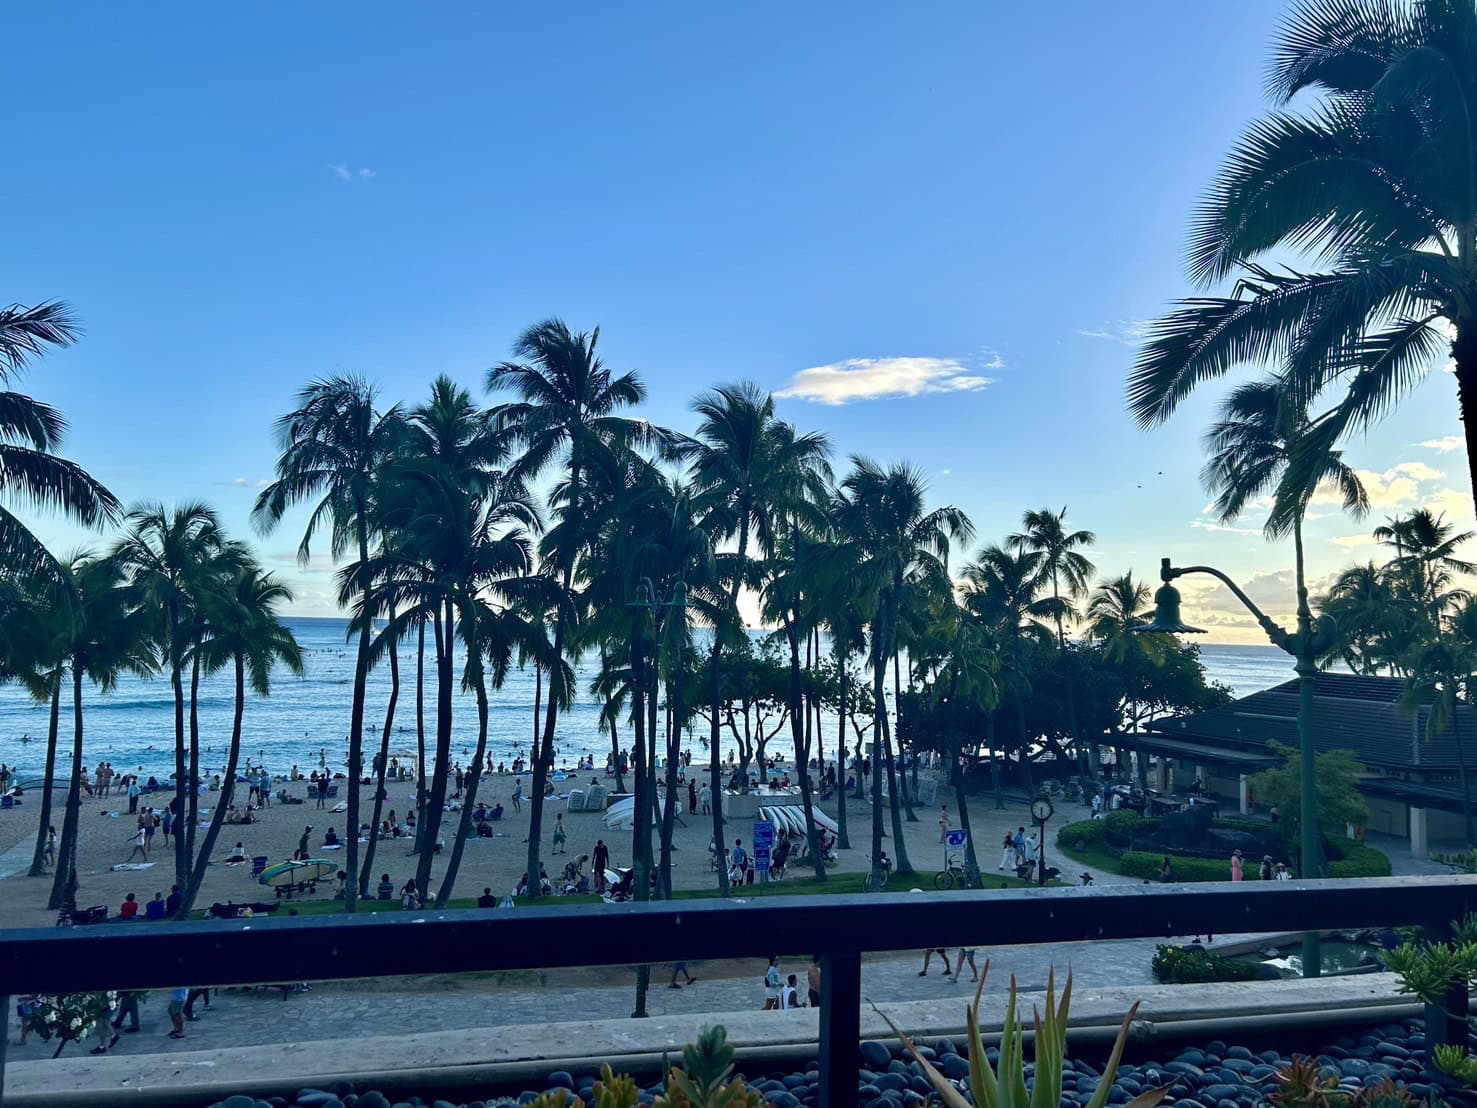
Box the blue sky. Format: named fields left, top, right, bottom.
left=4, top=2, right=1468, bottom=641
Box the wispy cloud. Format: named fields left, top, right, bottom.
left=1420, top=435, right=1464, bottom=453
left=1190, top=519, right=1264, bottom=537
left=1078, top=320, right=1151, bottom=346
left=1311, top=462, right=1443, bottom=511
left=774, top=357, right=993, bottom=406
left=1331, top=534, right=1379, bottom=548
left=940, top=468, right=952, bottom=476
left=328, top=164, right=376, bottom=182
left=223, top=477, right=272, bottom=489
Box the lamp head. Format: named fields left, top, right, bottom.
left=1133, top=561, right=1206, bottom=635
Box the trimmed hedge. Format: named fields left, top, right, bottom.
left=1056, top=819, right=1108, bottom=851
left=1121, top=851, right=1231, bottom=883
left=1328, top=843, right=1392, bottom=878
left=1152, top=943, right=1261, bottom=984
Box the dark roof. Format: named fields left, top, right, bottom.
left=1146, top=672, right=1475, bottom=771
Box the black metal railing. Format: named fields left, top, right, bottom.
left=2, top=875, right=1475, bottom=1107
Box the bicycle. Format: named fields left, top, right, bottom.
left=934, top=853, right=978, bottom=890
left=862, top=857, right=892, bottom=891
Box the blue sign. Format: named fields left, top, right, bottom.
left=753, top=819, right=774, bottom=871
left=945, top=829, right=969, bottom=849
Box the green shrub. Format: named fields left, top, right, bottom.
left=1057, top=819, right=1107, bottom=850
left=1152, top=943, right=1260, bottom=984
left=1103, top=810, right=1154, bottom=841
left=1327, top=843, right=1391, bottom=878
left=1120, top=851, right=1232, bottom=882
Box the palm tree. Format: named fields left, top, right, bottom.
left=813, top=535, right=867, bottom=850
left=1320, top=562, right=1402, bottom=674
left=488, top=319, right=657, bottom=898
left=1401, top=596, right=1477, bottom=847
left=682, top=383, right=831, bottom=893
left=111, top=503, right=226, bottom=890
left=1007, top=508, right=1096, bottom=646
left=961, top=546, right=1061, bottom=793
left=48, top=555, right=153, bottom=911
left=0, top=301, right=121, bottom=582
left=2, top=590, right=70, bottom=877
left=178, top=565, right=303, bottom=917
left=1127, top=0, right=1477, bottom=516
left=835, top=460, right=973, bottom=885
left=1086, top=572, right=1172, bottom=784
left=253, top=377, right=403, bottom=912
left=1375, top=509, right=1476, bottom=614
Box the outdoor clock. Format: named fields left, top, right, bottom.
left=1030, top=796, right=1054, bottom=823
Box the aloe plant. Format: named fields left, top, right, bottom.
left=880, top=962, right=1165, bottom=1108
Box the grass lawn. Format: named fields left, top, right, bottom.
left=199, top=866, right=1055, bottom=920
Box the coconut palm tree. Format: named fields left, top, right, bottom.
left=961, top=545, right=1062, bottom=792
left=110, top=503, right=227, bottom=890
left=1007, top=508, right=1096, bottom=646
left=253, top=377, right=404, bottom=913
left=1127, top=0, right=1477, bottom=517
left=1400, top=597, right=1477, bottom=847
left=178, top=564, right=303, bottom=917
left=488, top=319, right=661, bottom=899
left=1320, top=562, right=1403, bottom=675
left=835, top=460, right=973, bottom=885
left=1085, top=572, right=1171, bottom=774
left=48, top=554, right=153, bottom=911
left=1375, top=509, right=1476, bottom=615
left=681, top=383, right=831, bottom=893
left=0, top=301, right=121, bottom=582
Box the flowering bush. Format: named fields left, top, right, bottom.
left=23, top=992, right=117, bottom=1056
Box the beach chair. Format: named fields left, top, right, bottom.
left=326, top=784, right=339, bottom=799
left=249, top=855, right=269, bottom=879
left=0, top=795, right=13, bottom=810
left=566, top=788, right=585, bottom=812
left=583, top=784, right=605, bottom=811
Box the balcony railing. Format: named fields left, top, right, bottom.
left=2, top=875, right=1475, bottom=1107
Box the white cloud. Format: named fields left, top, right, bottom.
left=1190, top=519, right=1264, bottom=537
left=940, top=468, right=952, bottom=476
left=1424, top=487, right=1477, bottom=524
left=983, top=353, right=1005, bottom=370
left=328, top=164, right=376, bottom=182
left=1420, top=435, right=1464, bottom=453
left=1312, top=463, right=1440, bottom=510
left=774, top=357, right=993, bottom=406
left=1077, top=320, right=1152, bottom=346
left=1330, top=534, right=1379, bottom=548
left=1392, top=460, right=1444, bottom=481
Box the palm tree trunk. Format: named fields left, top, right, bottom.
left=835, top=652, right=851, bottom=850
left=186, top=653, right=201, bottom=871
left=811, top=628, right=825, bottom=789
left=179, top=653, right=244, bottom=918
left=360, top=616, right=401, bottom=899
left=630, top=632, right=651, bottom=1018
left=28, top=677, right=61, bottom=877
left=1455, top=707, right=1474, bottom=847
left=415, top=602, right=454, bottom=899
left=787, top=618, right=826, bottom=882
left=659, top=634, right=685, bottom=899
left=414, top=620, right=428, bottom=855
left=894, top=651, right=917, bottom=821
left=343, top=518, right=375, bottom=913
left=1015, top=692, right=1033, bottom=792
left=170, top=603, right=188, bottom=892
left=533, top=662, right=541, bottom=749
left=868, top=642, right=886, bottom=892
left=988, top=712, right=1003, bottom=810
left=954, top=753, right=981, bottom=883
left=708, top=639, right=728, bottom=894
left=49, top=663, right=84, bottom=912
left=438, top=636, right=487, bottom=907
left=883, top=595, right=913, bottom=872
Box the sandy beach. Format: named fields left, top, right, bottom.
left=0, top=761, right=965, bottom=929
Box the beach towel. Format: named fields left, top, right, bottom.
left=109, top=862, right=154, bottom=872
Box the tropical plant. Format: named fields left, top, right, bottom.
left=1383, top=912, right=1477, bottom=1008
left=1127, top=0, right=1477, bottom=519
left=1249, top=742, right=1371, bottom=866
left=22, top=991, right=119, bottom=1058
left=489, top=318, right=658, bottom=899
left=177, top=563, right=303, bottom=917
left=881, top=965, right=1165, bottom=1108
left=1007, top=507, right=1095, bottom=646
left=254, top=376, right=404, bottom=912
left=3, top=589, right=71, bottom=877
left=0, top=300, right=121, bottom=582
left=1151, top=943, right=1260, bottom=984
left=835, top=459, right=973, bottom=883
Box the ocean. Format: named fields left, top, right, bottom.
left=0, top=619, right=1299, bottom=781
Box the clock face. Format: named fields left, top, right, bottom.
left=1031, top=798, right=1054, bottom=822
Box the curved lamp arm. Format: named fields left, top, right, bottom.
left=1164, top=561, right=1294, bottom=655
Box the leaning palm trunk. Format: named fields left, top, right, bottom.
left=413, top=622, right=427, bottom=854
left=360, top=616, right=401, bottom=898
left=179, top=653, right=245, bottom=918
left=630, top=636, right=652, bottom=1018
left=342, top=520, right=375, bottom=913
left=882, top=598, right=912, bottom=874
left=415, top=604, right=455, bottom=899
left=437, top=647, right=488, bottom=907
left=708, top=639, right=729, bottom=894
left=49, top=664, right=85, bottom=912
left=28, top=678, right=61, bottom=876
left=893, top=652, right=918, bottom=822
left=170, top=604, right=189, bottom=892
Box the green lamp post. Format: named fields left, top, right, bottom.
left=1137, top=556, right=1337, bottom=978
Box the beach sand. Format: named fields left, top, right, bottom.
left=0, top=764, right=896, bottom=928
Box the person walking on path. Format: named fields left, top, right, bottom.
left=125, top=826, right=148, bottom=863
left=43, top=825, right=56, bottom=869
left=1230, top=849, right=1244, bottom=882
left=938, top=805, right=951, bottom=843
left=807, top=957, right=822, bottom=1009
left=999, top=832, right=1017, bottom=871
left=919, top=948, right=951, bottom=977
left=669, top=962, right=697, bottom=989
left=762, top=957, right=782, bottom=1010
left=592, top=839, right=610, bottom=890
left=1260, top=855, right=1275, bottom=881
left=552, top=813, right=567, bottom=855
left=688, top=779, right=698, bottom=815
left=954, top=948, right=981, bottom=982
left=111, top=992, right=142, bottom=1033
left=511, top=777, right=523, bottom=813
left=166, top=988, right=188, bottom=1039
